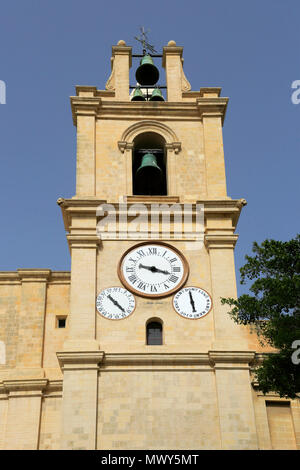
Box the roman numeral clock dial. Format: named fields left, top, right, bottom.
left=118, top=242, right=189, bottom=298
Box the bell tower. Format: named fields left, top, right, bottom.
left=57, top=38, right=259, bottom=450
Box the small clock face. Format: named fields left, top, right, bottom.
left=118, top=242, right=189, bottom=298
left=173, top=287, right=212, bottom=319
left=96, top=287, right=135, bottom=320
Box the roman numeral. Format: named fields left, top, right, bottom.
left=126, top=267, right=134, bottom=272
left=137, top=249, right=146, bottom=257
left=148, top=247, right=157, bottom=255
left=128, top=275, right=137, bottom=284
left=150, top=285, right=158, bottom=292
left=169, top=275, right=179, bottom=283
left=172, top=267, right=181, bottom=272
left=169, top=258, right=177, bottom=263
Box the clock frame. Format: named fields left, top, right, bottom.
left=117, top=241, right=189, bottom=298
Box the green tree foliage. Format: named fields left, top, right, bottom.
left=221, top=235, right=300, bottom=398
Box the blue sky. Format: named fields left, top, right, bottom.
left=0, top=0, right=299, bottom=295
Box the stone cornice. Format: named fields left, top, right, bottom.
left=0, top=270, right=70, bottom=285
left=162, top=45, right=183, bottom=67
left=70, top=96, right=102, bottom=126
left=205, top=234, right=239, bottom=249
left=199, top=87, right=222, bottom=97
left=57, top=198, right=246, bottom=237
left=197, top=97, right=228, bottom=125
left=55, top=351, right=259, bottom=371
left=17, top=269, right=51, bottom=283
left=111, top=45, right=132, bottom=58
left=209, top=351, right=256, bottom=369
left=103, top=353, right=210, bottom=367
left=3, top=378, right=48, bottom=393
left=57, top=351, right=104, bottom=371
left=66, top=235, right=100, bottom=249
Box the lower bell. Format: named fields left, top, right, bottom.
left=131, top=87, right=146, bottom=101
left=135, top=153, right=163, bottom=195
left=149, top=87, right=164, bottom=101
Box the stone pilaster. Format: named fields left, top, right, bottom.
left=111, top=41, right=132, bottom=101
left=209, top=352, right=258, bottom=449
left=16, top=269, right=50, bottom=369
left=57, top=351, right=103, bottom=450
left=205, top=234, right=249, bottom=350
left=3, top=379, right=47, bottom=449
left=64, top=235, right=99, bottom=351
left=162, top=42, right=183, bottom=102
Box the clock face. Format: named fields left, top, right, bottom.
left=118, top=242, right=189, bottom=298
left=96, top=287, right=135, bottom=320
left=173, top=287, right=212, bottom=319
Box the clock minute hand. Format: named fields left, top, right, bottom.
left=107, top=294, right=125, bottom=313
left=139, top=264, right=170, bottom=275
left=155, top=267, right=171, bottom=275
left=189, top=291, right=196, bottom=313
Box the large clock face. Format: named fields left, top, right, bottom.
left=118, top=242, right=189, bottom=298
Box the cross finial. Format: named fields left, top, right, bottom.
left=134, top=27, right=157, bottom=55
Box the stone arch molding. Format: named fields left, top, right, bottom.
left=118, top=121, right=182, bottom=154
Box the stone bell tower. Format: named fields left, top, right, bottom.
left=55, top=38, right=262, bottom=450
left=1, top=38, right=299, bottom=451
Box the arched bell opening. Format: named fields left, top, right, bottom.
left=132, top=132, right=167, bottom=196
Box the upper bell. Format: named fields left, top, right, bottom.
left=149, top=87, right=164, bottom=101
left=135, top=55, right=159, bottom=86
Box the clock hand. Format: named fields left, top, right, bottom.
left=107, top=294, right=125, bottom=313
left=156, top=268, right=171, bottom=275
left=189, top=291, right=196, bottom=313
left=139, top=264, right=170, bottom=275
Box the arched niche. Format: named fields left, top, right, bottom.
left=118, top=121, right=181, bottom=196
left=146, top=317, right=163, bottom=345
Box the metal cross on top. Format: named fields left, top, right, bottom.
left=134, top=27, right=157, bottom=55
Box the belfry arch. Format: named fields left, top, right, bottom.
left=118, top=121, right=181, bottom=196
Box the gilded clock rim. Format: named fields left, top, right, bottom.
left=117, top=241, right=189, bottom=298
left=172, top=286, right=213, bottom=320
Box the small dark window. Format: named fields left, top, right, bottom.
left=56, top=317, right=66, bottom=328
left=147, top=321, right=162, bottom=345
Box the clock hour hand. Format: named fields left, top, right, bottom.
left=189, top=291, right=196, bottom=313
left=107, top=294, right=125, bottom=313
left=139, top=263, right=170, bottom=275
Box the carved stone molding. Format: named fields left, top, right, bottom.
left=66, top=235, right=100, bottom=249
left=57, top=351, right=104, bottom=371
left=70, top=96, right=102, bottom=126
left=209, top=351, right=256, bottom=369
left=3, top=379, right=48, bottom=398
left=17, top=269, right=51, bottom=283
left=120, top=120, right=179, bottom=147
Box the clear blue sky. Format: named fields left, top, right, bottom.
left=0, top=0, right=299, bottom=295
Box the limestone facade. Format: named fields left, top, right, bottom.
left=0, top=40, right=299, bottom=450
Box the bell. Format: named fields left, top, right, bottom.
left=135, top=55, right=159, bottom=86
left=131, top=87, right=146, bottom=101
left=135, top=153, right=163, bottom=195
left=149, top=87, right=164, bottom=101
